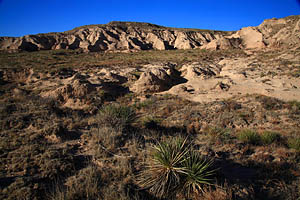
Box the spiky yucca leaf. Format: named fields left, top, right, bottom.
left=182, top=151, right=216, bottom=198
left=139, top=138, right=189, bottom=198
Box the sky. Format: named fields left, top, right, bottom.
left=0, top=0, right=299, bottom=37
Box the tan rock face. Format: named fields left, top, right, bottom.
left=41, top=73, right=96, bottom=109
left=0, top=22, right=225, bottom=52
left=163, top=51, right=300, bottom=103
left=146, top=33, right=166, bottom=50
left=0, top=15, right=299, bottom=52
left=174, top=32, right=193, bottom=49
left=130, top=64, right=181, bottom=93
left=181, top=63, right=221, bottom=80
left=236, top=27, right=266, bottom=49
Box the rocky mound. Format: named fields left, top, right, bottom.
left=130, top=63, right=183, bottom=93
left=41, top=74, right=95, bottom=109
left=203, top=15, right=300, bottom=50
left=165, top=50, right=300, bottom=103
left=1, top=15, right=299, bottom=52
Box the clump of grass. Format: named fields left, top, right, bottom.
left=97, top=103, right=136, bottom=131
left=261, top=131, right=280, bottom=145
left=289, top=66, right=300, bottom=77
left=92, top=126, right=123, bottom=158
left=141, top=115, right=161, bottom=129
left=256, top=95, right=284, bottom=110
left=200, top=183, right=233, bottom=200
left=288, top=100, right=300, bottom=113
left=49, top=165, right=101, bottom=200
left=205, top=126, right=232, bottom=144
left=238, top=129, right=261, bottom=145
left=287, top=137, right=300, bottom=151
left=138, top=138, right=216, bottom=199
left=38, top=147, right=75, bottom=180
left=134, top=98, right=155, bottom=110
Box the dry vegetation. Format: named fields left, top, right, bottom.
left=0, top=48, right=300, bottom=200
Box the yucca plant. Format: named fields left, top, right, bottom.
left=182, top=151, right=216, bottom=198
left=138, top=138, right=189, bottom=199
left=139, top=138, right=217, bottom=199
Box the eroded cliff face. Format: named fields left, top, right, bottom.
left=0, top=15, right=299, bottom=52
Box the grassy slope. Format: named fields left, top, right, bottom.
left=0, top=49, right=300, bottom=200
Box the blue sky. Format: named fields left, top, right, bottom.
left=0, top=0, right=299, bottom=37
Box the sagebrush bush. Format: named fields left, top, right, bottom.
left=97, top=104, right=136, bottom=130
left=238, top=129, right=261, bottom=145
left=139, top=138, right=216, bottom=199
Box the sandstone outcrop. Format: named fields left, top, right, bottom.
left=41, top=73, right=95, bottom=109
left=0, top=15, right=299, bottom=52
left=130, top=64, right=182, bottom=93
left=0, top=22, right=224, bottom=52
left=165, top=51, right=300, bottom=103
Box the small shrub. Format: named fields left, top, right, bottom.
left=97, top=104, right=136, bottom=130
left=288, top=137, right=300, bottom=151
left=261, top=131, right=280, bottom=145
left=238, top=129, right=261, bottom=145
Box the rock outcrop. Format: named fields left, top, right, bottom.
left=0, top=22, right=225, bottom=52
left=204, top=15, right=300, bottom=50
left=0, top=15, right=299, bottom=52
left=41, top=73, right=96, bottom=109
left=130, top=63, right=183, bottom=93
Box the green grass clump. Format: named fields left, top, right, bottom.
left=288, top=100, right=300, bottom=112
left=141, top=115, right=161, bottom=129
left=139, top=138, right=216, bottom=199
left=261, top=131, right=280, bottom=145
left=238, top=129, right=261, bottom=145
left=287, top=137, right=300, bottom=151
left=97, top=104, right=136, bottom=130
left=134, top=99, right=155, bottom=110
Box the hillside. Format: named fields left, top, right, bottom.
left=0, top=15, right=300, bottom=200
left=0, top=15, right=299, bottom=52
